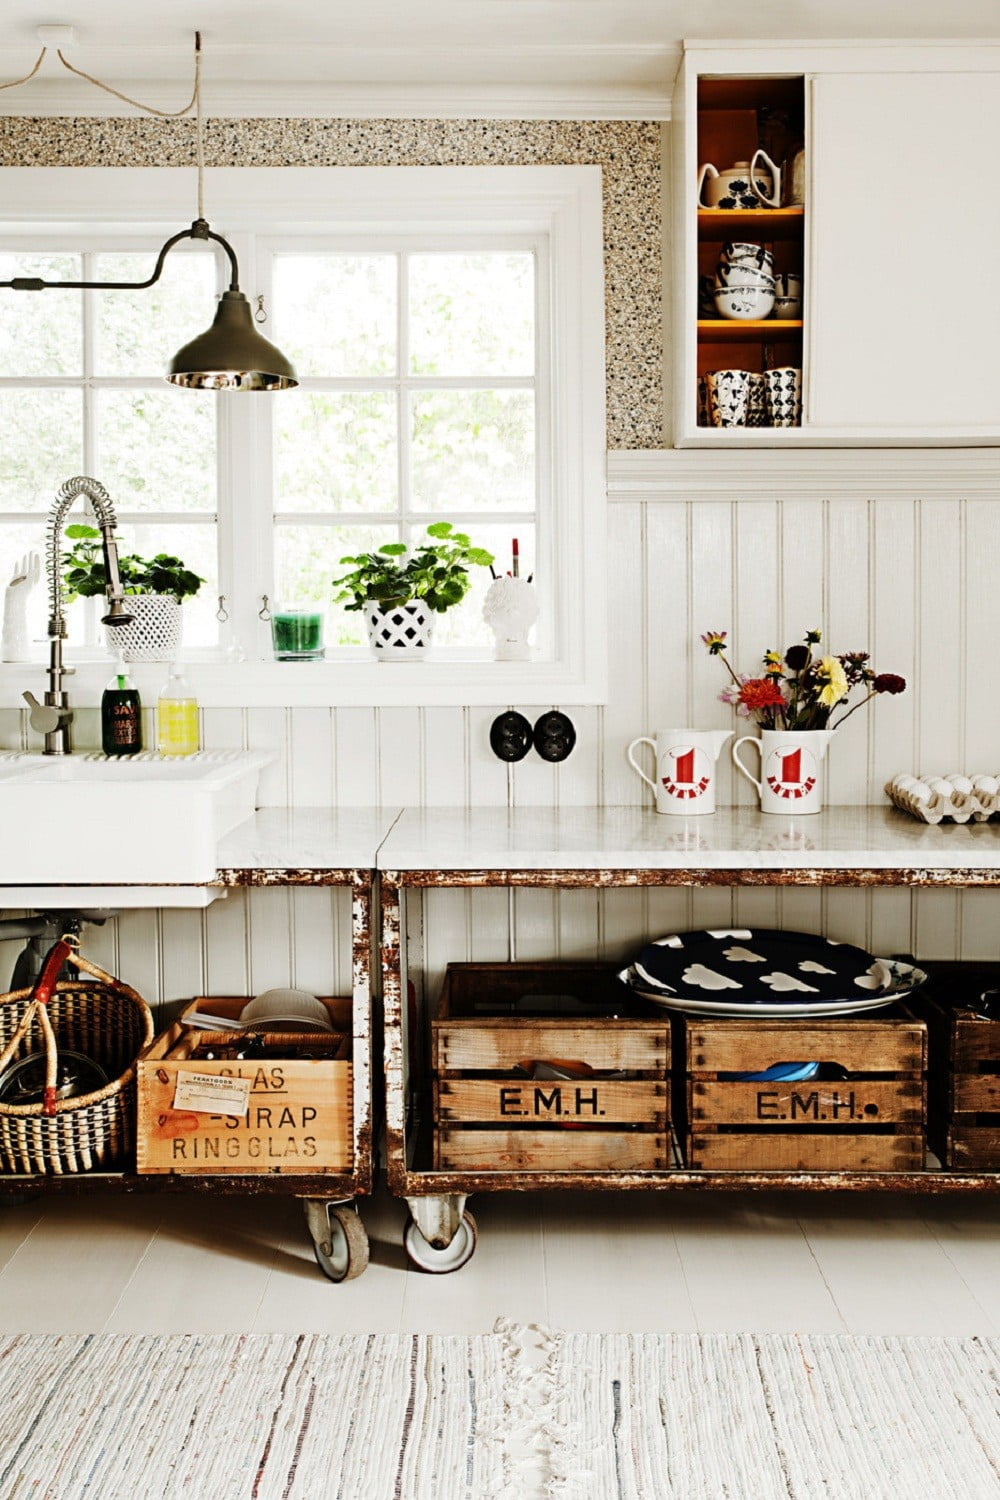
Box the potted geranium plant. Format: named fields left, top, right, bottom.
left=63, top=524, right=203, bottom=662
left=332, top=522, right=494, bottom=660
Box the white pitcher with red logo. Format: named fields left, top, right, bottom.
left=627, top=728, right=733, bottom=815
left=732, top=729, right=835, bottom=814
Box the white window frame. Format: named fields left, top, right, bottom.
left=0, top=166, right=607, bottom=707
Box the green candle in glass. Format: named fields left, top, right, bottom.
left=271, top=606, right=325, bottom=661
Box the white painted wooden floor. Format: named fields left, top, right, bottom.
left=1, top=1185, right=997, bottom=1337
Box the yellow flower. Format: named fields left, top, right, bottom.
left=816, top=656, right=849, bottom=707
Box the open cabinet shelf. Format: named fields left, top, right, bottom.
left=698, top=319, right=802, bottom=340
left=697, top=208, right=803, bottom=239
left=687, top=67, right=806, bottom=434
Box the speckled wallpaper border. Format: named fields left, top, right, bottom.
left=0, top=117, right=663, bottom=448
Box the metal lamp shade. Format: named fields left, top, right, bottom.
left=166, top=289, right=298, bottom=390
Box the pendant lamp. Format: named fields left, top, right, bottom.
left=0, top=32, right=297, bottom=392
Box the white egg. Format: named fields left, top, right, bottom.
left=949, top=775, right=973, bottom=794
left=907, top=782, right=931, bottom=803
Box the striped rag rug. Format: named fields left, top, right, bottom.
left=1, top=1328, right=1000, bottom=1499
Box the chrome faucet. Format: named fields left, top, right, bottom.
left=23, top=475, right=134, bottom=755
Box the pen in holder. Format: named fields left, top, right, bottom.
left=483, top=575, right=538, bottom=662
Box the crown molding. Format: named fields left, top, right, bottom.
left=0, top=43, right=679, bottom=121
left=607, top=449, right=1000, bottom=500
left=0, top=80, right=673, bottom=121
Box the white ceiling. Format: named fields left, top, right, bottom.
left=2, top=1, right=999, bottom=118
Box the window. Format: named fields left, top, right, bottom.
left=0, top=167, right=606, bottom=705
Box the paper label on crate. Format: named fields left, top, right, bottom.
left=173, top=1071, right=251, bottom=1117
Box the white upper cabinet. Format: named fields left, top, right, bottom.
left=672, top=43, right=1000, bottom=447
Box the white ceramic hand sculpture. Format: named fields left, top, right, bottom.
left=1, top=551, right=40, bottom=662
left=482, top=576, right=539, bottom=662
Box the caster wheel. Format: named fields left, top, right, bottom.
left=404, top=1210, right=478, bottom=1274
left=313, top=1205, right=370, bottom=1283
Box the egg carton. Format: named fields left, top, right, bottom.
left=885, top=773, right=1000, bottom=824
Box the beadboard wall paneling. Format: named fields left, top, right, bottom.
left=3, top=458, right=1000, bottom=990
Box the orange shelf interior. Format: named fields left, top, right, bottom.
left=698, top=319, right=803, bottom=340
left=697, top=208, right=803, bottom=239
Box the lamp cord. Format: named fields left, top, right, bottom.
left=0, top=34, right=200, bottom=120
left=55, top=43, right=199, bottom=119
left=0, top=47, right=47, bottom=91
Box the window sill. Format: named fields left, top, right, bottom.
left=0, top=655, right=607, bottom=709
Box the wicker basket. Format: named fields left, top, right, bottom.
left=0, top=944, right=153, bottom=1175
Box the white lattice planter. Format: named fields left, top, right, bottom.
left=364, top=601, right=434, bottom=661
left=103, top=594, right=182, bottom=663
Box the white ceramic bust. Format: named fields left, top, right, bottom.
left=482, top=576, right=539, bottom=662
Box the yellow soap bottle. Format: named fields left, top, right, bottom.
left=156, top=664, right=199, bottom=756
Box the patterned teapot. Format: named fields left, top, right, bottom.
left=697, top=159, right=774, bottom=210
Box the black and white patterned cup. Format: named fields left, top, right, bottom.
left=747, top=372, right=767, bottom=427
left=707, top=368, right=752, bottom=428
left=696, top=375, right=711, bottom=426
left=763, top=366, right=802, bottom=427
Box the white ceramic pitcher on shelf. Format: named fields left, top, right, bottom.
left=627, top=728, right=733, bottom=815
left=732, top=729, right=835, bottom=815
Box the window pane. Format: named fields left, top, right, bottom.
left=96, top=391, right=215, bottom=512
left=409, top=253, right=534, bottom=376
left=0, top=253, right=83, bottom=376
left=94, top=252, right=217, bottom=378
left=276, top=522, right=399, bottom=647
left=121, top=521, right=218, bottom=649
left=425, top=521, right=536, bottom=651
left=274, top=255, right=396, bottom=378
left=0, top=390, right=83, bottom=510
left=275, top=391, right=397, bottom=515
left=410, top=389, right=534, bottom=512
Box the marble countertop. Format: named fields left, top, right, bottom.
left=215, top=807, right=402, bottom=876
left=376, top=804, right=1000, bottom=874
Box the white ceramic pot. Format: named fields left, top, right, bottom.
left=364, top=599, right=435, bottom=660
left=102, top=593, right=182, bottom=663
left=697, top=161, right=773, bottom=210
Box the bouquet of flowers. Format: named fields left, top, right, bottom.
left=702, top=627, right=905, bottom=731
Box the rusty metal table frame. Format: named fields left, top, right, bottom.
left=381, top=863, right=1000, bottom=1251
left=0, top=866, right=377, bottom=1278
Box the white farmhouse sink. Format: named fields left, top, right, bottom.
left=0, top=751, right=270, bottom=885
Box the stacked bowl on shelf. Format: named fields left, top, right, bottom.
left=712, top=241, right=775, bottom=321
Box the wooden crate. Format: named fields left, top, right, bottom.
left=136, top=996, right=352, bottom=1175
left=681, top=1005, right=926, bottom=1172
left=432, top=963, right=673, bottom=1172
left=919, top=964, right=1000, bottom=1170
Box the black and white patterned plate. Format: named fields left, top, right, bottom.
left=625, top=928, right=892, bottom=1007
left=619, top=955, right=925, bottom=1019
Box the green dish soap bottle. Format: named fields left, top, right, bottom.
left=156, top=664, right=199, bottom=756
left=102, top=657, right=142, bottom=756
